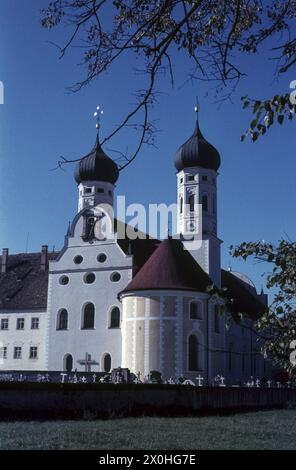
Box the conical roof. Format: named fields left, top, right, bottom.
left=120, top=237, right=212, bottom=294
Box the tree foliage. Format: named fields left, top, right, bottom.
left=41, top=0, right=296, bottom=168
left=231, top=240, right=296, bottom=373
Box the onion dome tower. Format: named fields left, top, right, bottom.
left=174, top=103, right=222, bottom=287
left=74, top=107, right=119, bottom=212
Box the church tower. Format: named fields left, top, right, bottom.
left=74, top=134, right=119, bottom=213
left=174, top=107, right=222, bottom=287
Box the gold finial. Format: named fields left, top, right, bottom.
left=93, top=105, right=104, bottom=131
left=194, top=96, right=200, bottom=113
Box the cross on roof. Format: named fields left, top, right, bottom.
left=94, top=105, right=104, bottom=131
left=77, top=353, right=99, bottom=372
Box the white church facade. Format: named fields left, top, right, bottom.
left=0, top=111, right=271, bottom=383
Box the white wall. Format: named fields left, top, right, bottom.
left=46, top=210, right=133, bottom=372
left=0, top=310, right=47, bottom=370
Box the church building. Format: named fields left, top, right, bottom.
left=0, top=109, right=271, bottom=384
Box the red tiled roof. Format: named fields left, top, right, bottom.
left=120, top=237, right=213, bottom=294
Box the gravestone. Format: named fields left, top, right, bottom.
left=111, top=367, right=130, bottom=384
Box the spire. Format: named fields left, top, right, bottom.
left=194, top=96, right=200, bottom=123
left=194, top=96, right=202, bottom=137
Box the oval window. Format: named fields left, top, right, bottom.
left=84, top=273, right=96, bottom=284
left=97, top=253, right=107, bottom=263
left=59, top=275, right=69, bottom=285
left=110, top=272, right=121, bottom=282
left=74, top=255, right=83, bottom=264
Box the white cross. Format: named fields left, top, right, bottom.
left=267, top=380, right=272, bottom=388
left=219, top=375, right=225, bottom=386
left=94, top=105, right=104, bottom=130
left=255, top=379, right=260, bottom=388
left=277, top=381, right=281, bottom=388
left=196, top=374, right=204, bottom=387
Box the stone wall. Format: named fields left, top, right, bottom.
left=0, top=383, right=295, bottom=420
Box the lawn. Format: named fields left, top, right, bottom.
left=0, top=410, right=295, bottom=450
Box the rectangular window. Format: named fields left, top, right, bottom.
left=14, top=347, right=22, bottom=359
left=202, top=175, right=208, bottom=181
left=0, top=347, right=7, bottom=359
left=0, top=318, right=8, bottom=330
left=29, top=347, right=38, bottom=359
left=16, top=318, right=25, bottom=330
left=180, top=177, right=183, bottom=184
left=97, top=188, right=104, bottom=193
left=31, top=318, right=39, bottom=330
left=188, top=175, right=195, bottom=181
left=190, top=302, right=201, bottom=320
left=84, top=187, right=92, bottom=194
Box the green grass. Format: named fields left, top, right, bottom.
left=0, top=410, right=295, bottom=450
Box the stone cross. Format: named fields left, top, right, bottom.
left=219, top=375, right=225, bottom=387
left=276, top=381, right=281, bottom=388
left=267, top=380, right=272, bottom=388
left=196, top=374, right=204, bottom=387
left=77, top=353, right=99, bottom=372
left=255, top=379, right=260, bottom=388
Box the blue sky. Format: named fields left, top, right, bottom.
left=0, top=0, right=295, bottom=292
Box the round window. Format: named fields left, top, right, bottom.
left=97, top=253, right=107, bottom=263
left=110, top=272, right=121, bottom=282
left=74, top=255, right=83, bottom=264
left=59, top=275, right=69, bottom=285
left=84, top=273, right=96, bottom=284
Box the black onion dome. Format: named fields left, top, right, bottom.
left=174, top=113, right=221, bottom=172
left=74, top=135, right=119, bottom=184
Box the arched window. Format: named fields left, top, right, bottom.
left=64, top=354, right=73, bottom=372
left=190, top=302, right=201, bottom=320
left=180, top=197, right=183, bottom=214
left=57, top=309, right=68, bottom=330
left=109, top=307, right=120, bottom=329
left=202, top=194, right=208, bottom=212
left=103, top=353, right=111, bottom=372
left=188, top=194, right=195, bottom=212
left=214, top=305, right=220, bottom=333
left=188, top=334, right=199, bottom=371
left=82, top=303, right=95, bottom=329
